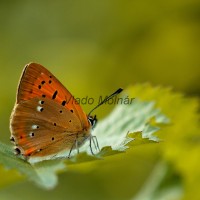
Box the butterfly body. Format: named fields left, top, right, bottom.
left=10, top=63, right=93, bottom=162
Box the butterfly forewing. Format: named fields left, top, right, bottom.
left=17, top=63, right=89, bottom=128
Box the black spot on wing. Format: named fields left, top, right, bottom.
left=52, top=90, right=58, bottom=99
left=10, top=136, right=15, bottom=142
left=62, top=100, right=66, bottom=106
left=14, top=147, right=21, bottom=155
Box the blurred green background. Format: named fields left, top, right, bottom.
left=0, top=0, right=199, bottom=199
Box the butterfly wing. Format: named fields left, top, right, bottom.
left=10, top=63, right=91, bottom=161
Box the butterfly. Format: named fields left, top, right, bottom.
left=10, top=63, right=123, bottom=163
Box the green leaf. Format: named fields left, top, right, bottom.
left=0, top=85, right=169, bottom=189
left=0, top=142, right=66, bottom=189
left=127, top=84, right=200, bottom=200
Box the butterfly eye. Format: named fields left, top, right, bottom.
left=88, top=115, right=97, bottom=128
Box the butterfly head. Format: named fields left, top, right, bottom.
left=88, top=115, right=97, bottom=129
left=87, top=88, right=123, bottom=130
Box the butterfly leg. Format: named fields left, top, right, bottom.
left=91, top=136, right=100, bottom=152
left=89, top=135, right=100, bottom=155
left=68, top=135, right=79, bottom=158
left=89, top=136, right=94, bottom=155
left=67, top=144, right=74, bottom=158
left=75, top=134, right=79, bottom=154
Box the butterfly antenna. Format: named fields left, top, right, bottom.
left=88, top=88, right=123, bottom=116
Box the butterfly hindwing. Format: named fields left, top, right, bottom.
left=10, top=97, right=90, bottom=159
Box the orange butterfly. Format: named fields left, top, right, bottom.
left=10, top=63, right=122, bottom=163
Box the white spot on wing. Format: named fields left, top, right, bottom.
left=29, top=132, right=34, bottom=137
left=32, top=125, right=38, bottom=129
left=37, top=106, right=43, bottom=112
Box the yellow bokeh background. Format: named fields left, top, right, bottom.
left=0, top=1, right=199, bottom=199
